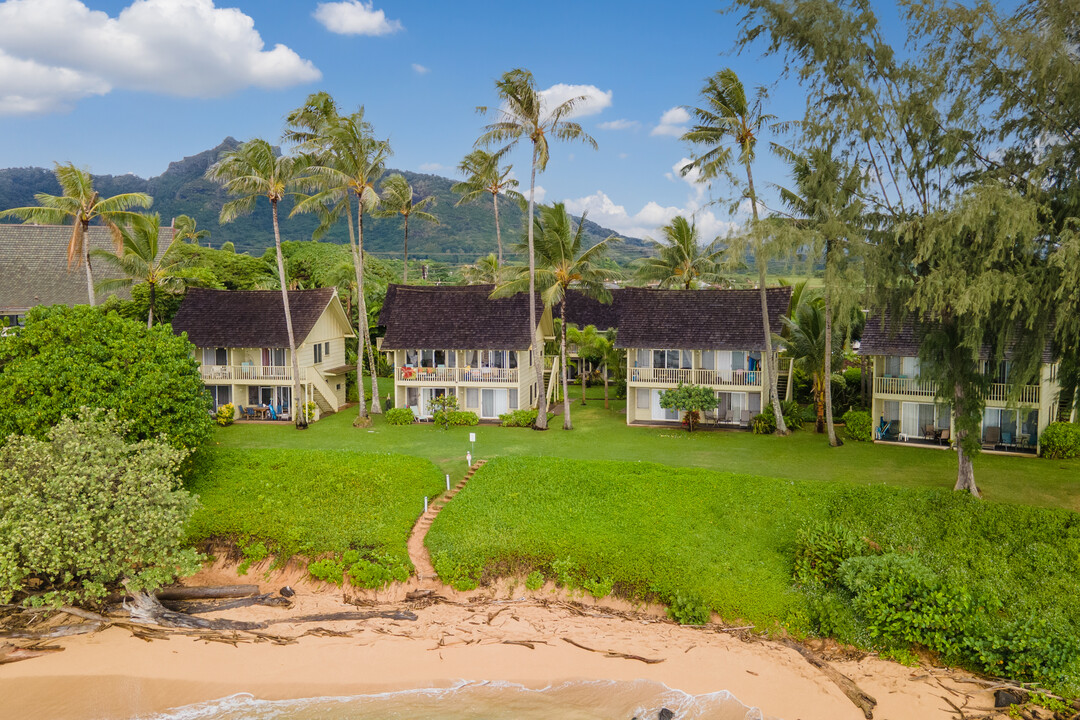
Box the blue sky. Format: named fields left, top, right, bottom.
left=0, top=0, right=816, bottom=240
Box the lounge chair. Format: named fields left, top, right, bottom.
left=924, top=423, right=937, bottom=441
left=741, top=409, right=751, bottom=425
left=984, top=426, right=1000, bottom=448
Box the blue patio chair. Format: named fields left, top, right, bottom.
left=1002, top=431, right=1013, bottom=448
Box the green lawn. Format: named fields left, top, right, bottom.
left=211, top=383, right=1080, bottom=512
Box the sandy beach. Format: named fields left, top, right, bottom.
left=0, top=560, right=1001, bottom=720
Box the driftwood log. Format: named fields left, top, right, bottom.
left=106, top=585, right=260, bottom=603
left=163, top=594, right=291, bottom=615
left=562, top=637, right=664, bottom=664
left=0, top=643, right=64, bottom=664
left=781, top=639, right=877, bottom=719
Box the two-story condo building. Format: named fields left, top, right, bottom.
left=378, top=284, right=551, bottom=420
left=860, top=314, right=1062, bottom=454
left=171, top=288, right=354, bottom=421
left=615, top=287, right=793, bottom=426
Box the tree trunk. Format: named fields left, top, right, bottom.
left=365, top=319, right=382, bottom=414
left=529, top=147, right=548, bottom=430
left=492, top=190, right=502, bottom=266
left=953, top=383, right=980, bottom=496
left=402, top=214, right=409, bottom=284
left=272, top=200, right=306, bottom=429
left=356, top=204, right=381, bottom=415
left=148, top=283, right=155, bottom=329
left=580, top=359, right=587, bottom=405
left=84, top=256, right=96, bottom=307
left=746, top=163, right=787, bottom=435
left=815, top=376, right=825, bottom=433
left=345, top=201, right=367, bottom=419
left=561, top=298, right=572, bottom=430
left=603, top=362, right=610, bottom=410
left=824, top=265, right=841, bottom=446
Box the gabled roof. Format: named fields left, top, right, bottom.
left=860, top=311, right=1055, bottom=363
left=0, top=223, right=171, bottom=311
left=613, top=286, right=793, bottom=350
left=171, top=287, right=342, bottom=348
left=564, top=289, right=620, bottom=331
left=378, top=284, right=544, bottom=350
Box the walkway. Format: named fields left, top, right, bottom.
left=407, top=459, right=486, bottom=584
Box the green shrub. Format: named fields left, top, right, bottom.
left=793, top=521, right=871, bottom=586
left=780, top=400, right=804, bottom=430
left=448, top=411, right=479, bottom=426
left=215, top=403, right=235, bottom=427
left=429, top=393, right=459, bottom=429
left=842, top=410, right=873, bottom=442
left=583, top=576, right=614, bottom=599
left=752, top=412, right=776, bottom=434
left=385, top=407, right=415, bottom=425
left=0, top=305, right=212, bottom=452
left=1040, top=422, right=1080, bottom=459
left=667, top=590, right=711, bottom=625
left=500, top=409, right=539, bottom=427
left=525, top=570, right=545, bottom=590
left=237, top=540, right=269, bottom=575
left=0, top=411, right=201, bottom=606
left=551, top=556, right=577, bottom=589
left=308, top=557, right=346, bottom=584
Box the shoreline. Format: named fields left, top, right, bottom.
left=0, top=564, right=998, bottom=720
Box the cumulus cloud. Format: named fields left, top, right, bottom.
left=0, top=0, right=320, bottom=114
left=563, top=190, right=738, bottom=242
left=598, top=118, right=638, bottom=131
left=538, top=83, right=612, bottom=118
left=527, top=185, right=547, bottom=204
left=651, top=106, right=690, bottom=137
left=418, top=162, right=445, bottom=173
left=412, top=63, right=429, bottom=75
left=313, top=0, right=402, bottom=36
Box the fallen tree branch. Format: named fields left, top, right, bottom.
left=0, top=642, right=64, bottom=664
left=163, top=594, right=291, bottom=615
left=781, top=639, right=877, bottom=719
left=0, top=624, right=103, bottom=639
left=265, top=610, right=418, bottom=625
left=561, top=637, right=664, bottom=664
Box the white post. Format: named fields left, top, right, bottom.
left=446, top=474, right=450, bottom=491
left=466, top=450, right=472, bottom=467
left=424, top=496, right=428, bottom=513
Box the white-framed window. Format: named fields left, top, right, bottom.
left=314, top=344, right=323, bottom=364
left=651, top=349, right=692, bottom=369
left=207, top=385, right=231, bottom=410
left=202, top=347, right=228, bottom=365
left=509, top=388, right=518, bottom=409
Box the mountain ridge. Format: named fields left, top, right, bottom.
left=0, top=139, right=652, bottom=265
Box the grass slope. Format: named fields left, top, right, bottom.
left=186, top=448, right=445, bottom=571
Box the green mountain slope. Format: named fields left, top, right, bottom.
left=0, top=139, right=653, bottom=265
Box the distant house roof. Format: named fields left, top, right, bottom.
left=564, top=289, right=621, bottom=331
left=613, top=286, right=793, bottom=350
left=860, top=311, right=1055, bottom=363
left=171, top=287, right=343, bottom=348
left=378, top=284, right=545, bottom=350
left=0, top=223, right=171, bottom=312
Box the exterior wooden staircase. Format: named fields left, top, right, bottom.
left=407, top=459, right=487, bottom=584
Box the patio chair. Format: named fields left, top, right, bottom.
left=740, top=410, right=751, bottom=426
left=938, top=428, right=951, bottom=445
left=984, top=426, right=1000, bottom=448
left=1002, top=431, right=1014, bottom=449
left=924, top=423, right=937, bottom=441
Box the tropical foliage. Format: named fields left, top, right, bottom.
left=373, top=173, right=439, bottom=283
left=779, top=298, right=843, bottom=434
left=452, top=149, right=524, bottom=265
left=635, top=215, right=725, bottom=289
left=659, top=383, right=720, bottom=432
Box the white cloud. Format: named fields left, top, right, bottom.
left=0, top=0, right=320, bottom=114
left=418, top=162, right=445, bottom=173
left=598, top=118, right=638, bottom=131
left=651, top=106, right=690, bottom=137
left=563, top=190, right=738, bottom=242
left=538, top=83, right=612, bottom=118
left=411, top=62, right=429, bottom=75
left=313, top=0, right=402, bottom=36
left=527, top=185, right=547, bottom=204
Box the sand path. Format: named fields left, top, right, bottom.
left=407, top=459, right=485, bottom=583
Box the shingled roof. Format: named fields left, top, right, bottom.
left=378, top=284, right=544, bottom=350
left=860, top=312, right=1055, bottom=363
left=564, top=289, right=621, bottom=331
left=0, top=224, right=171, bottom=311
left=171, top=287, right=339, bottom=348
left=613, top=286, right=793, bottom=350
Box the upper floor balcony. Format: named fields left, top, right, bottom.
left=395, top=366, right=519, bottom=385
left=200, top=364, right=308, bottom=383
left=874, top=376, right=1040, bottom=405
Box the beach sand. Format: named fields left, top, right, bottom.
left=0, top=561, right=998, bottom=720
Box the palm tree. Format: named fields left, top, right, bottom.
left=495, top=203, right=619, bottom=430
left=462, top=253, right=508, bottom=285
left=635, top=215, right=726, bottom=289
left=91, top=213, right=208, bottom=327
left=286, top=94, right=390, bottom=417
left=566, top=323, right=605, bottom=406
left=173, top=214, right=210, bottom=246
left=682, top=68, right=789, bottom=434
left=452, top=149, right=525, bottom=265
left=777, top=299, right=843, bottom=434
left=373, top=173, right=439, bottom=283
left=778, top=146, right=866, bottom=447
left=477, top=68, right=598, bottom=430
left=205, top=139, right=309, bottom=429
left=0, top=163, right=152, bottom=306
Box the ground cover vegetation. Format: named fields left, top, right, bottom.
left=184, top=448, right=445, bottom=588
left=425, top=455, right=1080, bottom=691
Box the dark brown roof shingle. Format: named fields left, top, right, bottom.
left=0, top=224, right=171, bottom=311
left=613, top=286, right=792, bottom=350
left=859, top=311, right=1055, bottom=363
left=171, top=287, right=337, bottom=348
left=378, top=284, right=542, bottom=350
left=564, top=289, right=620, bottom=331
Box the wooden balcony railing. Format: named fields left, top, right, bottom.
left=628, top=367, right=763, bottom=387
left=396, top=367, right=519, bottom=384
left=199, top=365, right=306, bottom=382
left=875, top=376, right=1040, bottom=404
left=987, top=382, right=1040, bottom=405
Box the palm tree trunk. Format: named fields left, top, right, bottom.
left=824, top=261, right=841, bottom=447
left=603, top=362, right=610, bottom=410
left=953, top=383, right=980, bottom=497
left=560, top=298, right=572, bottom=430
left=402, top=214, right=409, bottom=284
left=580, top=359, right=587, bottom=406
left=529, top=147, right=549, bottom=430
left=272, top=200, right=306, bottom=430
left=148, top=283, right=155, bottom=329
left=492, top=191, right=503, bottom=266
left=814, top=375, right=825, bottom=433
left=346, top=200, right=367, bottom=419
left=365, top=315, right=383, bottom=413
left=746, top=162, right=787, bottom=435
